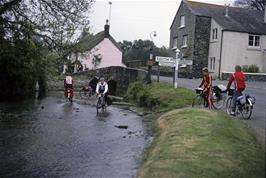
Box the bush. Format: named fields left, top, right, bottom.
left=242, top=65, right=249, bottom=73
left=248, top=64, right=259, bottom=73
left=125, top=81, right=195, bottom=111
left=242, top=64, right=259, bottom=73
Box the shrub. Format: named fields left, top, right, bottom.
left=242, top=65, right=249, bottom=72
left=242, top=64, right=259, bottom=73
left=248, top=64, right=259, bottom=73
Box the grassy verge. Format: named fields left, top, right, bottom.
left=125, top=81, right=265, bottom=178
left=125, top=81, right=195, bottom=112
left=139, top=108, right=265, bottom=178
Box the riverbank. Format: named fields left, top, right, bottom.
left=124, top=81, right=265, bottom=178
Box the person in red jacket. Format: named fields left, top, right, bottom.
left=199, top=67, right=213, bottom=108
left=226, top=65, right=246, bottom=116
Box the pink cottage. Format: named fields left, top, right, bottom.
left=72, top=21, right=125, bottom=72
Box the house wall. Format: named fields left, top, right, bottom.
left=221, top=31, right=266, bottom=74
left=208, top=19, right=223, bottom=77
left=79, top=38, right=124, bottom=70
left=169, top=1, right=196, bottom=77
left=261, top=36, right=266, bottom=72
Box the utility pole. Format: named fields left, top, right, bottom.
left=147, top=31, right=156, bottom=83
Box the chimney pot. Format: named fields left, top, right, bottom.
left=225, top=4, right=229, bottom=17
left=104, top=19, right=110, bottom=37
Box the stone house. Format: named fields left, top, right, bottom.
left=170, top=0, right=266, bottom=78
left=69, top=20, right=125, bottom=73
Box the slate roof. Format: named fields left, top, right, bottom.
left=80, top=31, right=122, bottom=52
left=174, top=0, right=266, bottom=35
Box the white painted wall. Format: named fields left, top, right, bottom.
left=208, top=19, right=223, bottom=77
left=221, top=31, right=266, bottom=73
left=78, top=38, right=124, bottom=70
left=261, top=36, right=266, bottom=72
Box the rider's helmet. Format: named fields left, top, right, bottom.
left=100, top=77, right=105, bottom=83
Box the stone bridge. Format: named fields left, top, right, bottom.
left=74, top=66, right=147, bottom=95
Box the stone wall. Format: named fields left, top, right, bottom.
left=75, top=66, right=147, bottom=89
left=222, top=72, right=266, bottom=82
left=192, top=16, right=211, bottom=78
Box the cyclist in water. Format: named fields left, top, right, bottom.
left=226, top=65, right=246, bottom=116
left=96, top=77, right=108, bottom=104
left=199, top=67, right=213, bottom=108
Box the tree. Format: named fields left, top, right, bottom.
left=234, top=0, right=265, bottom=11
left=0, top=0, right=94, bottom=100
left=119, top=39, right=172, bottom=64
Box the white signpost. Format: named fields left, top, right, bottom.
left=155, top=55, right=180, bottom=88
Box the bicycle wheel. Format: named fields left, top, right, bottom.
left=240, top=104, right=252, bottom=120
left=192, top=95, right=204, bottom=108
left=212, top=92, right=225, bottom=109
left=96, top=99, right=102, bottom=115
left=226, top=97, right=233, bottom=114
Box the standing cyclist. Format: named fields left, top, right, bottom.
left=96, top=77, right=108, bottom=104
left=226, top=65, right=246, bottom=116
left=199, top=67, right=213, bottom=108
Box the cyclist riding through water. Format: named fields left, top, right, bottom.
left=226, top=65, right=246, bottom=116
left=199, top=67, right=213, bottom=108
left=96, top=77, right=108, bottom=104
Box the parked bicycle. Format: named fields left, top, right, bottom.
left=79, top=85, right=94, bottom=98
left=96, top=93, right=106, bottom=115
left=192, top=85, right=227, bottom=109
left=226, top=88, right=255, bottom=119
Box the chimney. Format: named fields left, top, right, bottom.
left=104, top=19, right=110, bottom=37
left=225, top=4, right=230, bottom=17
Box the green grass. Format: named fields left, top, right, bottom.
left=125, top=81, right=195, bottom=112
left=138, top=108, right=265, bottom=178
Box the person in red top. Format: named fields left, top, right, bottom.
left=199, top=67, right=213, bottom=108
left=226, top=65, right=246, bottom=116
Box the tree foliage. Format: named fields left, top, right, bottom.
left=119, top=39, right=172, bottom=63
left=0, top=0, right=94, bottom=100
left=234, top=0, right=265, bottom=11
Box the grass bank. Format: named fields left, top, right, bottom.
left=125, top=81, right=195, bottom=112
left=125, top=81, right=265, bottom=178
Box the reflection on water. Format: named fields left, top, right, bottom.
left=0, top=93, right=148, bottom=178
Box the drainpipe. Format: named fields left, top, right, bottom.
left=218, top=30, right=224, bottom=79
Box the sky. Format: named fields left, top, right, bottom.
left=90, top=0, right=234, bottom=47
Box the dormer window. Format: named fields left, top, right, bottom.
left=179, top=15, right=185, bottom=28
left=248, top=35, right=260, bottom=47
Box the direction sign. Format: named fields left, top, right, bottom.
left=158, top=62, right=175, bottom=67
left=155, top=56, right=174, bottom=63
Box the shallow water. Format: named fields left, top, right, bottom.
left=0, top=93, right=149, bottom=178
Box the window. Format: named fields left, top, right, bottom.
left=173, top=37, right=178, bottom=48
left=248, top=35, right=260, bottom=47
left=209, top=57, right=216, bottom=71
left=180, top=15, right=185, bottom=28
left=212, top=28, right=218, bottom=40
left=182, top=35, right=188, bottom=47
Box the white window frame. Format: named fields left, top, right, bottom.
left=212, top=28, right=218, bottom=40
left=182, top=35, right=188, bottom=48
left=173, top=37, right=178, bottom=49
left=209, top=57, right=216, bottom=71
left=179, top=15, right=185, bottom=28
left=248, top=34, right=260, bottom=47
